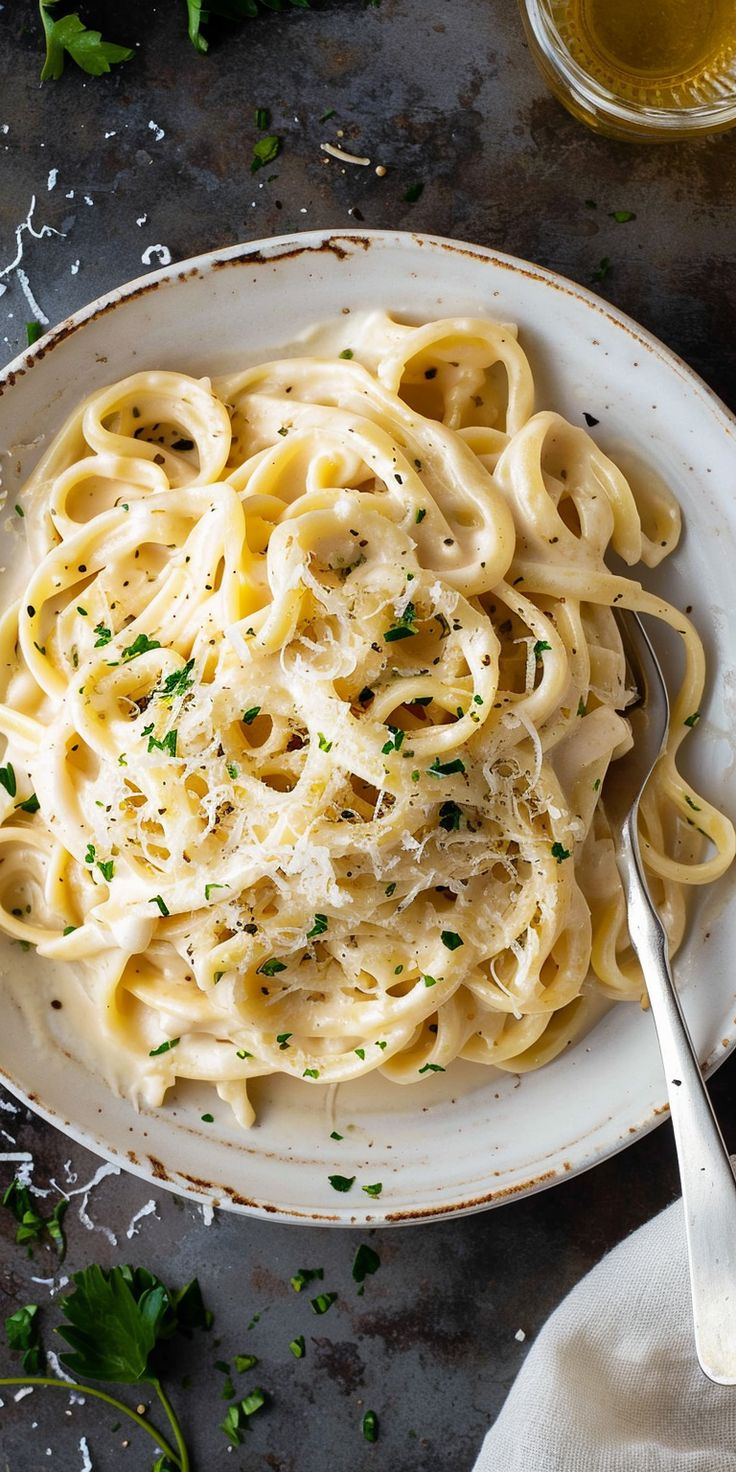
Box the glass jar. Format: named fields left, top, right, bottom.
left=518, top=0, right=736, bottom=142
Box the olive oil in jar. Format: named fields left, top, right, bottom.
left=549, top=0, right=736, bottom=109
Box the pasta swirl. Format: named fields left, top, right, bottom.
left=0, top=311, right=732, bottom=1126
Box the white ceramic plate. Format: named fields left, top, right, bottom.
left=1, top=230, right=735, bottom=1226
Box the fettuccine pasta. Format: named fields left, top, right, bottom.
left=0, top=311, right=732, bottom=1126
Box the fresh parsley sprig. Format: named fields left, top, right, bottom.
left=39, top=1, right=134, bottom=81
left=0, top=1264, right=211, bottom=1472
left=187, top=0, right=309, bottom=55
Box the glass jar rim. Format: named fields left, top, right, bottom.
left=522, top=0, right=736, bottom=132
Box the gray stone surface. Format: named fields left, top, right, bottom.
left=1, top=1, right=735, bottom=1467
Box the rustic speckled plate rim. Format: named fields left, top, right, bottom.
left=1, top=227, right=734, bottom=1227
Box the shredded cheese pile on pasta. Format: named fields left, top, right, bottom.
left=0, top=311, right=733, bottom=1125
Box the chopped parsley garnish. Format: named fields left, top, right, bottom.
left=439, top=800, right=462, bottom=831
left=593, top=777, right=601, bottom=791
left=330, top=1130, right=344, bottom=1141
left=577, top=697, right=587, bottom=717
left=289, top=1335, right=306, bottom=1358
left=423, top=974, right=436, bottom=987
left=404, top=181, right=424, bottom=203
left=428, top=756, right=466, bottom=777
left=363, top=1409, right=379, bottom=1442
left=93, top=623, right=112, bottom=646
left=14, top=504, right=24, bottom=518
left=122, top=633, right=161, bottom=661
left=384, top=882, right=396, bottom=897
left=222, top=1389, right=267, bottom=1444
left=441, top=930, right=463, bottom=951
left=62, top=925, right=78, bottom=936
left=551, top=841, right=571, bottom=863
left=290, top=1267, right=323, bottom=1292
left=317, top=732, right=332, bottom=752
left=149, top=1037, right=179, bottom=1056
left=307, top=913, right=328, bottom=938
left=147, top=727, right=178, bottom=757
left=97, top=859, right=114, bottom=882
left=234, top=1353, right=258, bottom=1372
left=384, top=601, right=418, bottom=642
left=251, top=134, right=282, bottom=174
left=255, top=106, right=270, bottom=129
left=319, top=107, right=336, bottom=122
left=235, top=1048, right=252, bottom=1059
left=26, top=322, right=42, bottom=347
left=418, top=1062, right=445, bottom=1073
left=339, top=348, right=354, bottom=359
left=303, top=1067, right=320, bottom=1079
left=157, top=659, right=195, bottom=701
left=415, top=507, right=426, bottom=523
left=684, top=711, right=701, bottom=727
left=276, top=1031, right=292, bottom=1048
left=257, top=958, right=287, bottom=976
left=375, top=1039, right=387, bottom=1050
left=227, top=762, right=238, bottom=780
left=685, top=795, right=701, bottom=811
left=204, top=882, right=226, bottom=901
left=242, top=706, right=261, bottom=724
left=6, top=1302, right=42, bottom=1373
left=311, top=1291, right=338, bottom=1314
left=3, top=1179, right=68, bottom=1258
left=382, top=724, right=405, bottom=755
left=0, top=763, right=17, bottom=798
left=352, top=1243, right=380, bottom=1283
left=610, top=209, right=636, bottom=223
left=592, top=255, right=611, bottom=282
left=328, top=1175, right=355, bottom=1193
left=361, top=1182, right=382, bottom=1198
left=84, top=843, right=96, bottom=865
left=201, top=1112, right=214, bottom=1123
left=354, top=1047, right=365, bottom=1060
left=150, top=894, right=170, bottom=916
left=533, top=639, right=551, bottom=658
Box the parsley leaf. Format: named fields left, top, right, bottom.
left=0, top=763, right=17, bottom=797
left=39, top=2, right=134, bottom=82
left=384, top=601, right=418, bottom=642
left=5, top=1302, right=42, bottom=1374
left=156, top=659, right=195, bottom=702
left=551, top=841, right=571, bottom=863
left=306, top=913, right=328, bottom=938
left=251, top=135, right=282, bottom=174
left=352, top=1243, right=380, bottom=1283
left=54, top=1264, right=212, bottom=1406
left=328, top=1175, right=355, bottom=1192
left=122, top=633, right=161, bottom=662
left=290, top=1266, right=323, bottom=1292
left=93, top=623, right=112, bottom=647
left=440, top=930, right=463, bottom=950
left=3, top=1179, right=68, bottom=1259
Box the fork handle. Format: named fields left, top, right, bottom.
left=619, top=815, right=736, bottom=1384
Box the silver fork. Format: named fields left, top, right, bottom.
left=609, top=608, right=736, bottom=1384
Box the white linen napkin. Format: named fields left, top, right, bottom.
left=473, top=1190, right=736, bottom=1471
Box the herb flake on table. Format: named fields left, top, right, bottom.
left=290, top=1267, right=323, bottom=1292
left=352, top=1244, right=380, bottom=1283
left=328, top=1174, right=355, bottom=1192
left=251, top=135, right=282, bottom=175
left=2, top=1179, right=68, bottom=1259
left=310, top=1291, right=338, bottom=1315
left=363, top=1408, right=379, bottom=1442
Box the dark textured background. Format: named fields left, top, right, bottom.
left=1, top=2, right=736, bottom=1468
